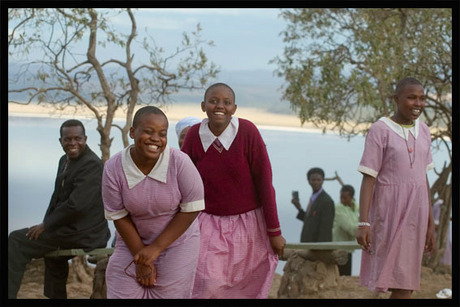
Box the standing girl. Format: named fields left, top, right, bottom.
left=356, top=77, right=436, bottom=299
left=102, top=106, right=205, bottom=298
left=181, top=83, right=286, bottom=299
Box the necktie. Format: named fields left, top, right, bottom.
left=212, top=138, right=224, bottom=153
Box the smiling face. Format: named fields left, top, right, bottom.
left=129, top=112, right=168, bottom=169
left=308, top=173, right=324, bottom=193
left=394, top=83, right=426, bottom=125
left=60, top=126, right=87, bottom=160
left=201, top=84, right=237, bottom=136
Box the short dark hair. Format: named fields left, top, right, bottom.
left=307, top=167, right=325, bottom=180
left=341, top=184, right=355, bottom=197
left=60, top=119, right=85, bottom=137
left=132, top=106, right=168, bottom=128
left=395, top=77, right=423, bottom=96
left=204, top=83, right=236, bottom=102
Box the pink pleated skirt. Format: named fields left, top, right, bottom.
left=192, top=207, right=278, bottom=299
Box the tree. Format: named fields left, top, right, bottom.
left=272, top=8, right=452, bottom=269
left=8, top=8, right=219, bottom=162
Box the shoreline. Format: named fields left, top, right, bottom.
left=8, top=102, right=328, bottom=133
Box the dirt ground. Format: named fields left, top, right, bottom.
left=16, top=258, right=452, bottom=300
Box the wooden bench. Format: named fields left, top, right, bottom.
left=285, top=240, right=361, bottom=251
left=45, top=247, right=114, bottom=257
left=281, top=241, right=361, bottom=262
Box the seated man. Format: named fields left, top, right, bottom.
left=8, top=119, right=110, bottom=299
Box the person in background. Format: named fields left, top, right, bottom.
left=432, top=199, right=452, bottom=266
left=102, top=106, right=205, bottom=298
left=182, top=82, right=286, bottom=299
left=332, top=184, right=359, bottom=276
left=175, top=116, right=202, bottom=148
left=8, top=119, right=110, bottom=299
left=356, top=77, right=436, bottom=299
left=291, top=167, right=335, bottom=242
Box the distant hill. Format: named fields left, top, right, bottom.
left=172, top=69, right=293, bottom=114
left=8, top=62, right=294, bottom=115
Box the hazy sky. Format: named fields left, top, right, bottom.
left=103, top=8, right=287, bottom=72
left=8, top=8, right=291, bottom=107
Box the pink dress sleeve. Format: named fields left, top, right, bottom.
left=358, top=122, right=386, bottom=178
left=420, top=122, right=435, bottom=172
left=102, top=154, right=128, bottom=220
left=176, top=151, right=205, bottom=212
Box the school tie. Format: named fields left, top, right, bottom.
left=212, top=138, right=224, bottom=153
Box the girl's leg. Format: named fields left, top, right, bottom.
left=389, top=289, right=412, bottom=299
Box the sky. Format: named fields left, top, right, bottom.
left=8, top=8, right=288, bottom=71
left=8, top=8, right=294, bottom=112
left=109, top=8, right=288, bottom=72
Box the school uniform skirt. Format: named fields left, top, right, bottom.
left=192, top=207, right=278, bottom=299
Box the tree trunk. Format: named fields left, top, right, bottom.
left=424, top=162, right=452, bottom=269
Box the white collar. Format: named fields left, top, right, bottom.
left=122, top=145, right=170, bottom=189
left=199, top=117, right=239, bottom=152
left=379, top=117, right=419, bottom=140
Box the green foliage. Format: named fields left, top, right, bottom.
left=272, top=8, right=452, bottom=140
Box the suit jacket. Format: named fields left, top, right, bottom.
left=43, top=145, right=110, bottom=251
left=296, top=190, right=335, bottom=242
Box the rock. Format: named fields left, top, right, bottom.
left=277, top=252, right=340, bottom=298
left=90, top=256, right=109, bottom=299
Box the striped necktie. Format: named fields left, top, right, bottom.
left=212, top=138, right=224, bottom=153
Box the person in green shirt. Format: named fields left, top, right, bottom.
left=332, top=185, right=359, bottom=275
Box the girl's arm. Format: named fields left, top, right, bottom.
left=134, top=211, right=199, bottom=265
left=356, top=174, right=375, bottom=253
left=114, top=216, right=156, bottom=286
left=425, top=176, right=436, bottom=254
left=114, top=216, right=145, bottom=255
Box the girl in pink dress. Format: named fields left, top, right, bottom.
left=102, top=106, right=205, bottom=298
left=356, top=77, right=436, bottom=299
left=182, top=83, right=286, bottom=298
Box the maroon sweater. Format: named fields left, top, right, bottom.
left=182, top=118, right=281, bottom=237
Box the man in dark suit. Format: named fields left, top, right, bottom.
left=8, top=119, right=110, bottom=299
left=292, top=167, right=335, bottom=242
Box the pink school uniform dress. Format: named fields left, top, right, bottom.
left=358, top=117, right=434, bottom=292
left=102, top=145, right=205, bottom=298
left=182, top=117, right=281, bottom=299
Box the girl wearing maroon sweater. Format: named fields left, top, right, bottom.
left=182, top=83, right=286, bottom=298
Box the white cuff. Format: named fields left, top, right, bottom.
left=180, top=199, right=205, bottom=212
left=358, top=165, right=378, bottom=178
left=105, top=208, right=129, bottom=220
left=426, top=162, right=435, bottom=172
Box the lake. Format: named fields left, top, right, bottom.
left=7, top=114, right=451, bottom=275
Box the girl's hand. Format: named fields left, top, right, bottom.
left=135, top=263, right=157, bottom=287
left=134, top=245, right=160, bottom=266
left=356, top=226, right=372, bottom=254
left=269, top=235, right=286, bottom=257
left=133, top=245, right=161, bottom=287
